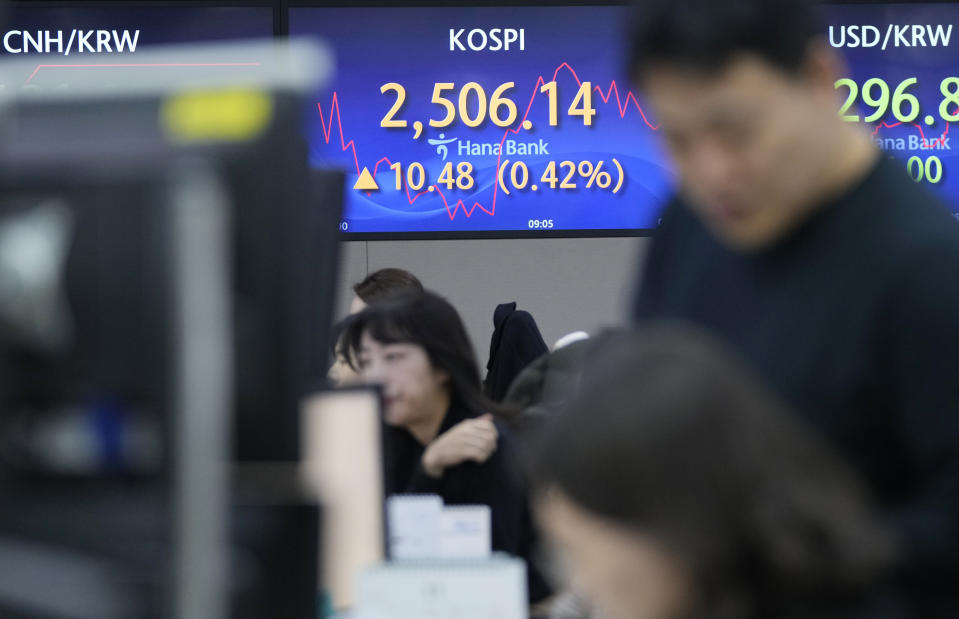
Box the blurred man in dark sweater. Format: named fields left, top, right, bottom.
left=629, top=0, right=959, bottom=616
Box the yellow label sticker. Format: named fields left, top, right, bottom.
left=161, top=90, right=272, bottom=143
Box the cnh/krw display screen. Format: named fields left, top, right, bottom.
left=293, top=2, right=959, bottom=238
left=1, top=4, right=274, bottom=88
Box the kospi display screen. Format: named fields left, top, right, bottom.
left=1, top=4, right=274, bottom=88
left=293, top=5, right=672, bottom=237
left=298, top=3, right=959, bottom=238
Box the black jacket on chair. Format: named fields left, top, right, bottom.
left=484, top=302, right=548, bottom=402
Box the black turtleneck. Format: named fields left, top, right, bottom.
left=634, top=155, right=959, bottom=618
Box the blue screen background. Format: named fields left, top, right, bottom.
left=293, top=3, right=959, bottom=235
left=292, top=6, right=674, bottom=234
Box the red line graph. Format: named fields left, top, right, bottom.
left=316, top=62, right=658, bottom=220
left=871, top=119, right=952, bottom=146
left=25, top=62, right=261, bottom=84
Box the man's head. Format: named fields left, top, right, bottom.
left=350, top=268, right=424, bottom=314
left=628, top=0, right=873, bottom=250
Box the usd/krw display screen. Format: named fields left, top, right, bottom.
left=828, top=3, right=959, bottom=217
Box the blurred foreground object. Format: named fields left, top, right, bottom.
left=629, top=0, right=959, bottom=614
left=0, top=39, right=341, bottom=619
left=355, top=557, right=528, bottom=619
left=533, top=326, right=903, bottom=619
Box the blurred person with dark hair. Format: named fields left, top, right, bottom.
left=340, top=291, right=551, bottom=604
left=501, top=333, right=591, bottom=438
left=329, top=267, right=424, bottom=385
left=533, top=327, right=903, bottom=619
left=349, top=267, right=423, bottom=314
left=628, top=0, right=959, bottom=615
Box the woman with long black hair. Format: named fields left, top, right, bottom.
left=340, top=290, right=551, bottom=605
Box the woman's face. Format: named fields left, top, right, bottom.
left=356, top=330, right=449, bottom=428
left=538, top=489, right=695, bottom=619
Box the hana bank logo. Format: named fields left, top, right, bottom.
left=428, top=133, right=457, bottom=160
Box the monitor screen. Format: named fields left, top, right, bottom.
left=1, top=3, right=274, bottom=89
left=826, top=2, right=959, bottom=217
left=293, top=4, right=673, bottom=238
left=0, top=38, right=333, bottom=619
left=0, top=34, right=341, bottom=464
left=292, top=2, right=959, bottom=238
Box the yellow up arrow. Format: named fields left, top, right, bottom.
left=354, top=167, right=379, bottom=191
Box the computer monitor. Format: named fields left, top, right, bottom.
left=292, top=2, right=670, bottom=238
left=3, top=39, right=341, bottom=461
left=293, top=1, right=959, bottom=239
left=0, top=153, right=183, bottom=619
left=0, top=39, right=339, bottom=618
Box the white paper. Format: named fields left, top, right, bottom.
left=386, top=494, right=443, bottom=560
left=440, top=505, right=491, bottom=559
left=355, top=557, right=528, bottom=619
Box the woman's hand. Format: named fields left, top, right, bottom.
left=421, top=414, right=498, bottom=478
